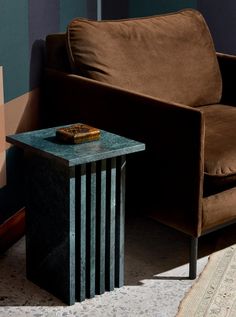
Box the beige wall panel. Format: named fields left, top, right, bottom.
left=5, top=88, right=40, bottom=149
left=0, top=104, right=5, bottom=153
left=0, top=67, right=3, bottom=105
left=2, top=87, right=40, bottom=188
left=0, top=151, right=6, bottom=188
left=0, top=66, right=6, bottom=188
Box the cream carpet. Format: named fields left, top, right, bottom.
left=1, top=214, right=235, bottom=317
left=177, top=244, right=236, bottom=317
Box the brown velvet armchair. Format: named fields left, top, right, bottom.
left=43, top=9, right=236, bottom=279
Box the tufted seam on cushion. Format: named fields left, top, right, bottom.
left=205, top=166, right=236, bottom=177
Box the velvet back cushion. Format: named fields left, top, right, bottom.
left=66, top=9, right=222, bottom=107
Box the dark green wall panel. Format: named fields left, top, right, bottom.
left=29, top=0, right=60, bottom=90
left=197, top=0, right=236, bottom=54
left=60, top=0, right=87, bottom=32
left=0, top=1, right=29, bottom=102
left=102, top=0, right=129, bottom=19
left=129, top=0, right=197, bottom=17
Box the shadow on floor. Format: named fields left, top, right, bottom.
left=125, top=214, right=236, bottom=285
left=0, top=213, right=235, bottom=306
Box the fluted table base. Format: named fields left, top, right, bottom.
left=25, top=154, right=126, bottom=305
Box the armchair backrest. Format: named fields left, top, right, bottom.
left=66, top=9, right=222, bottom=107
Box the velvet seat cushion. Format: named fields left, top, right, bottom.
left=202, top=186, right=236, bottom=232
left=199, top=104, right=236, bottom=196
left=66, top=9, right=222, bottom=107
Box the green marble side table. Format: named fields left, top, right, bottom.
left=6, top=125, right=145, bottom=305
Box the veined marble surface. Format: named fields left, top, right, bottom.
left=0, top=215, right=209, bottom=317
left=6, top=126, right=145, bottom=166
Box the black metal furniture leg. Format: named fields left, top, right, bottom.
left=189, top=236, right=198, bottom=279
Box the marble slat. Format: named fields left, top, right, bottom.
left=76, top=164, right=86, bottom=302
left=115, top=155, right=126, bottom=287
left=86, top=162, right=96, bottom=298
left=106, top=158, right=116, bottom=291
left=96, top=159, right=106, bottom=295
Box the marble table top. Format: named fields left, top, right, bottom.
left=6, top=124, right=145, bottom=167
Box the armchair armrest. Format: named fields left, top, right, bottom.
left=217, top=52, right=236, bottom=105
left=43, top=69, right=204, bottom=236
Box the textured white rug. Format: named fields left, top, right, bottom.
left=0, top=215, right=209, bottom=317
left=177, top=245, right=236, bottom=317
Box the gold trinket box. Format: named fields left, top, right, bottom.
left=56, top=123, right=100, bottom=144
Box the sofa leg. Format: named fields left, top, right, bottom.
left=189, top=237, right=198, bottom=279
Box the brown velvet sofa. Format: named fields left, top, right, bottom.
left=43, top=9, right=236, bottom=279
